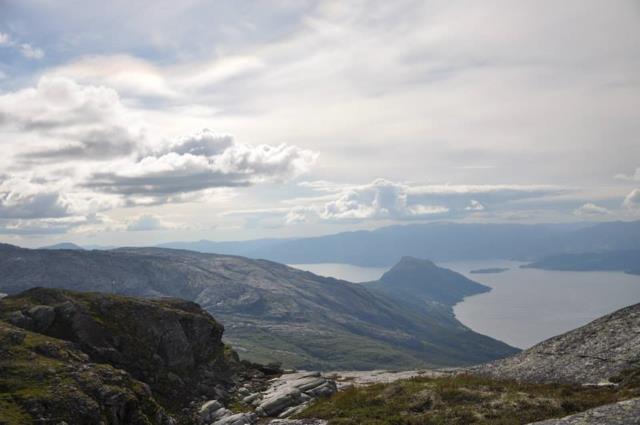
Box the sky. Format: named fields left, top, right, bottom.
left=0, top=0, right=639, bottom=247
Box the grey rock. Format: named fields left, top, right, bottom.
left=267, top=420, right=328, bottom=425
left=527, top=397, right=640, bottom=424
left=211, top=412, right=257, bottom=425
left=198, top=400, right=224, bottom=423
left=255, top=372, right=337, bottom=418
left=27, top=305, right=55, bottom=330
left=470, top=303, right=640, bottom=384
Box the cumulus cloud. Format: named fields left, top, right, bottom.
left=126, top=214, right=172, bottom=231
left=0, top=177, right=72, bottom=219
left=573, top=202, right=611, bottom=217
left=623, top=188, right=640, bottom=209
left=0, top=77, right=317, bottom=235
left=286, top=179, right=449, bottom=223
left=85, top=129, right=317, bottom=203
left=284, top=179, right=566, bottom=224
left=0, top=76, right=142, bottom=161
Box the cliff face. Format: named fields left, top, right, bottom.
left=0, top=319, right=173, bottom=425
left=0, top=288, right=254, bottom=412
left=470, top=302, right=640, bottom=385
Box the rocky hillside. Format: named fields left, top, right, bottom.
left=0, top=244, right=517, bottom=370
left=470, top=302, right=640, bottom=384
left=0, top=288, right=269, bottom=416
left=365, top=256, right=490, bottom=305
left=0, top=313, right=174, bottom=424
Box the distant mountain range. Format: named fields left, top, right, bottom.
left=0, top=243, right=517, bottom=369
left=155, top=220, right=640, bottom=267
left=524, top=249, right=640, bottom=275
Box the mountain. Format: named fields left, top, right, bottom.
left=0, top=243, right=517, bottom=370
left=157, top=238, right=289, bottom=256
left=365, top=256, right=490, bottom=305
left=524, top=249, right=640, bottom=274
left=39, top=242, right=84, bottom=250
left=156, top=220, right=640, bottom=267
left=470, top=301, right=640, bottom=384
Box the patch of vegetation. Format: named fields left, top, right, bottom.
left=296, top=373, right=640, bottom=425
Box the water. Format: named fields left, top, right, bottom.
left=290, top=260, right=640, bottom=349
left=290, top=263, right=388, bottom=282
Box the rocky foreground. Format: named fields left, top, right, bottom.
left=470, top=302, right=640, bottom=385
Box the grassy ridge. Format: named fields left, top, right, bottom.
left=296, top=372, right=640, bottom=425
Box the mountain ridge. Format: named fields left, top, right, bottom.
left=0, top=244, right=517, bottom=369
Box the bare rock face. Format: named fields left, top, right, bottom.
left=197, top=371, right=337, bottom=425
left=470, top=303, right=640, bottom=385
left=527, top=398, right=640, bottom=425
left=0, top=288, right=247, bottom=409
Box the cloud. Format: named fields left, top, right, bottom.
left=573, top=202, right=611, bottom=217
left=465, top=200, right=485, bottom=211
left=85, top=129, right=318, bottom=203
left=0, top=31, right=44, bottom=59
left=615, top=167, right=640, bottom=181
left=0, top=76, right=142, bottom=161
left=0, top=177, right=72, bottom=219
left=623, top=188, right=640, bottom=209
left=0, top=77, right=317, bottom=235
left=286, top=179, right=450, bottom=223
left=126, top=214, right=172, bottom=231
left=285, top=179, right=566, bottom=223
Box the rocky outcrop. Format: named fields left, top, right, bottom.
left=196, top=371, right=337, bottom=425
left=527, top=398, right=640, bottom=425
left=470, top=302, right=640, bottom=384
left=0, top=320, right=174, bottom=425
left=0, top=288, right=265, bottom=411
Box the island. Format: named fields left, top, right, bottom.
left=470, top=267, right=509, bottom=274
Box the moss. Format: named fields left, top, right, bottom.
left=296, top=373, right=640, bottom=425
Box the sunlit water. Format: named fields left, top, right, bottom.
left=290, top=260, right=640, bottom=349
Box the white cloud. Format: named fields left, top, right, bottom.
left=20, top=43, right=44, bottom=59
left=284, top=179, right=568, bottom=224
left=623, top=188, right=640, bottom=209
left=286, top=179, right=449, bottom=223
left=126, top=214, right=175, bottom=231
left=0, top=76, right=143, bottom=162
left=573, top=202, right=611, bottom=217
left=465, top=200, right=485, bottom=211
left=0, top=177, right=72, bottom=219
left=615, top=167, right=640, bottom=181
left=0, top=77, right=317, bottom=234
left=86, top=129, right=318, bottom=204
left=0, top=31, right=44, bottom=59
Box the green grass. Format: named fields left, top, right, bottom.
left=296, top=373, right=640, bottom=425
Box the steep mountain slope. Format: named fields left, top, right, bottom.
left=365, top=256, right=490, bottom=305
left=156, top=221, right=640, bottom=267
left=470, top=302, right=640, bottom=384
left=0, top=244, right=517, bottom=369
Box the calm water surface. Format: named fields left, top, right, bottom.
left=290, top=260, right=640, bottom=349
